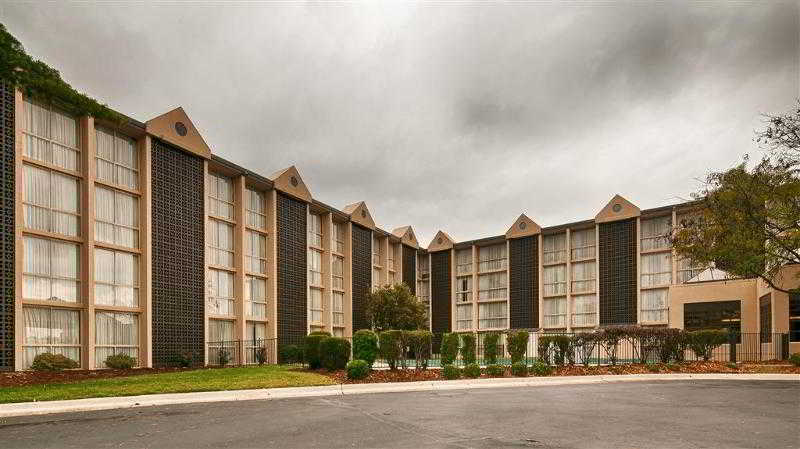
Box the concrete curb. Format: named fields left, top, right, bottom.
left=0, top=373, right=796, bottom=418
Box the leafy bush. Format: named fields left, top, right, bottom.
left=346, top=360, right=370, bottom=379
left=507, top=330, right=529, bottom=364
left=658, top=329, right=688, bottom=363
left=597, top=327, right=626, bottom=365
left=572, top=333, right=598, bottom=367
left=30, top=353, right=79, bottom=371
left=320, top=337, right=351, bottom=371
left=353, top=330, right=379, bottom=367
left=173, top=351, right=195, bottom=368
left=365, top=284, right=427, bottom=331
left=463, top=363, right=481, bottom=378
left=539, top=335, right=571, bottom=365
left=279, top=344, right=304, bottom=364
left=687, top=329, right=729, bottom=361
left=379, top=330, right=405, bottom=370
left=486, top=364, right=506, bottom=377
left=511, top=362, right=527, bottom=377
left=304, top=331, right=332, bottom=369
left=442, top=364, right=461, bottom=380
left=405, top=330, right=432, bottom=369
left=789, top=353, right=800, bottom=367
left=460, top=333, right=477, bottom=365
left=217, top=348, right=231, bottom=366
left=483, top=332, right=500, bottom=365
left=529, top=360, right=553, bottom=376
left=105, top=354, right=136, bottom=370
left=440, top=333, right=460, bottom=366
left=255, top=347, right=269, bottom=365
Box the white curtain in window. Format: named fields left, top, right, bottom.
left=246, top=230, right=267, bottom=273
left=95, top=312, right=139, bottom=367
left=478, top=302, right=506, bottom=329
left=308, top=249, right=323, bottom=286
left=209, top=269, right=234, bottom=315
left=333, top=291, right=344, bottom=326
left=456, top=303, right=472, bottom=330
left=543, top=265, right=567, bottom=296
left=246, top=188, right=266, bottom=229
left=571, top=295, right=597, bottom=327
left=309, top=288, right=323, bottom=323
left=208, top=219, right=234, bottom=267
left=478, top=272, right=506, bottom=300
left=23, top=307, right=80, bottom=368
left=50, top=109, right=79, bottom=171
left=209, top=173, right=234, bottom=219
left=23, top=164, right=79, bottom=236
left=543, top=297, right=567, bottom=327
left=246, top=322, right=267, bottom=342
left=543, top=234, right=566, bottom=263
left=23, top=236, right=79, bottom=303
left=570, top=228, right=595, bottom=260
left=95, top=186, right=116, bottom=244
left=95, top=186, right=139, bottom=248
left=641, top=252, right=672, bottom=287
left=208, top=319, right=234, bottom=343
left=571, top=261, right=596, bottom=293
left=246, top=276, right=267, bottom=318
left=115, top=134, right=138, bottom=189
left=308, top=214, right=323, bottom=247
left=94, top=249, right=138, bottom=307
left=96, top=128, right=116, bottom=183
left=641, top=216, right=672, bottom=251
left=641, top=289, right=669, bottom=323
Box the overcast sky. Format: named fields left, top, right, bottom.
left=2, top=2, right=798, bottom=245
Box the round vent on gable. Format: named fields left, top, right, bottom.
left=175, top=122, right=188, bottom=136
left=612, top=203, right=622, bottom=213
left=290, top=176, right=299, bottom=187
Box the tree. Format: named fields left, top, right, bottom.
left=672, top=104, right=800, bottom=293
left=364, top=283, right=427, bottom=331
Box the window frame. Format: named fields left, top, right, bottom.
left=94, top=185, right=140, bottom=249
left=95, top=126, right=139, bottom=190
left=22, top=236, right=81, bottom=304
left=22, top=163, right=81, bottom=237
left=22, top=98, right=81, bottom=172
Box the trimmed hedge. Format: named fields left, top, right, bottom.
left=529, top=360, right=553, bottom=376
left=511, top=362, right=527, bottom=377
left=105, top=354, right=136, bottom=370
left=440, top=333, right=460, bottom=366
left=507, top=330, right=529, bottom=364
left=31, top=353, right=79, bottom=371
left=486, top=364, right=505, bottom=377
left=789, top=353, right=800, bottom=367
left=353, top=330, right=379, bottom=367
left=405, top=330, right=433, bottom=369
left=320, top=337, right=351, bottom=371
left=483, top=332, right=500, bottom=365
left=463, top=363, right=481, bottom=378
left=460, top=333, right=476, bottom=365
left=304, top=331, right=332, bottom=369
left=442, top=364, right=460, bottom=380
left=346, top=360, right=370, bottom=379
left=379, top=330, right=404, bottom=370
left=687, top=329, right=729, bottom=361
left=279, top=344, right=304, bottom=364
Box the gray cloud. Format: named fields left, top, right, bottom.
left=2, top=2, right=797, bottom=245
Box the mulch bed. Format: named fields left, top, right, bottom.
left=0, top=366, right=204, bottom=388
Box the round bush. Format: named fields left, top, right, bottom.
left=529, top=360, right=553, bottom=377
left=30, top=353, right=79, bottom=371
left=789, top=353, right=800, bottom=367
left=460, top=334, right=476, bottom=365
left=279, top=344, right=304, bottom=364
left=105, top=353, right=136, bottom=370
left=346, top=360, right=370, bottom=380
left=511, top=362, right=528, bottom=377
left=486, top=364, right=505, bottom=377
left=440, top=333, right=460, bottom=366
left=442, top=364, right=461, bottom=380
left=304, top=331, right=332, bottom=369
left=353, top=330, right=379, bottom=367
left=463, top=363, right=481, bottom=378
left=319, top=337, right=351, bottom=371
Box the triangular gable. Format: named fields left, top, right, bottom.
left=392, top=226, right=419, bottom=248
left=146, top=107, right=212, bottom=159
left=595, top=194, right=640, bottom=223
left=343, top=201, right=375, bottom=230
left=268, top=166, right=312, bottom=203
left=427, top=230, right=454, bottom=252
left=505, top=214, right=541, bottom=239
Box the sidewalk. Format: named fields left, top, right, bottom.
left=1, top=373, right=796, bottom=418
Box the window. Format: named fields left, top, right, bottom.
left=246, top=321, right=266, bottom=341
left=455, top=248, right=472, bottom=275
left=543, top=297, right=566, bottom=328
left=388, top=271, right=396, bottom=285
left=96, top=127, right=138, bottom=189
left=246, top=276, right=267, bottom=318
left=95, top=186, right=139, bottom=248
left=333, top=328, right=344, bottom=337
left=208, top=269, right=234, bottom=315
left=478, top=302, right=507, bottom=329
left=208, top=319, right=234, bottom=342
left=308, top=214, right=323, bottom=248
left=676, top=257, right=705, bottom=283
left=418, top=255, right=429, bottom=275
left=95, top=312, right=139, bottom=368
left=543, top=233, right=566, bottom=264
left=571, top=295, right=597, bottom=327
left=372, top=235, right=381, bottom=266
left=245, top=230, right=267, bottom=274
left=332, top=222, right=346, bottom=254
left=309, top=288, right=323, bottom=324
left=208, top=172, right=234, bottom=220
left=417, top=279, right=429, bottom=303
left=570, top=261, right=595, bottom=294
left=332, top=256, right=344, bottom=290
left=641, top=289, right=668, bottom=323
left=456, top=275, right=472, bottom=302
left=246, top=188, right=267, bottom=229
left=23, top=307, right=80, bottom=369
left=543, top=265, right=566, bottom=297
left=387, top=244, right=396, bottom=271
left=23, top=99, right=80, bottom=171
left=478, top=244, right=506, bottom=272
left=570, top=228, right=595, bottom=261
left=23, top=236, right=80, bottom=303
left=244, top=322, right=267, bottom=364
left=94, top=248, right=139, bottom=307
left=759, top=294, right=771, bottom=343
left=208, top=219, right=234, bottom=268
left=790, top=293, right=800, bottom=342
left=456, top=303, right=472, bottom=330
left=333, top=291, right=344, bottom=326
left=641, top=252, right=672, bottom=287
left=372, top=267, right=381, bottom=288
left=684, top=301, right=740, bottom=336
left=23, top=164, right=80, bottom=236
left=478, top=272, right=506, bottom=300
left=641, top=216, right=671, bottom=251
left=308, top=249, right=323, bottom=287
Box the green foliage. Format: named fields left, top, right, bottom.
left=486, top=364, right=506, bottom=377
left=353, top=330, right=379, bottom=367
left=30, top=353, right=79, bottom=372
left=104, top=354, right=136, bottom=370
left=303, top=331, right=331, bottom=369
left=572, top=333, right=599, bottom=367
left=217, top=348, right=231, bottom=366
left=279, top=344, right=304, bottom=364
left=529, top=360, right=553, bottom=377
left=378, top=330, right=405, bottom=370
left=460, top=333, right=477, bottom=365
left=440, top=333, right=460, bottom=366
left=597, top=327, right=626, bottom=365
left=319, top=337, right=351, bottom=371
left=687, top=329, right=729, bottom=361
left=463, top=363, right=481, bottom=378
left=507, top=330, right=529, bottom=364
left=511, top=362, right=527, bottom=377
left=405, top=330, right=432, bottom=369
left=365, top=284, right=427, bottom=331
left=658, top=329, right=689, bottom=363
left=173, top=351, right=195, bottom=368
left=788, top=353, right=800, bottom=367
left=441, top=364, right=461, bottom=380
left=482, top=332, right=500, bottom=365
left=539, top=335, right=571, bottom=365
left=255, top=347, right=269, bottom=365
left=346, top=360, right=370, bottom=380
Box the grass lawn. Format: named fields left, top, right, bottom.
left=0, top=365, right=335, bottom=404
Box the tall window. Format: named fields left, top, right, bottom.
left=478, top=244, right=506, bottom=272
left=372, top=267, right=381, bottom=288
left=387, top=244, right=395, bottom=271
left=245, top=188, right=267, bottom=229
left=208, top=173, right=234, bottom=220
left=308, top=249, right=323, bottom=287
left=94, top=248, right=139, bottom=307
left=332, top=222, right=346, bottom=254
left=23, top=99, right=80, bottom=172
left=23, top=307, right=80, bottom=369
left=570, top=261, right=595, bottom=294
left=417, top=255, right=429, bottom=303
left=208, top=219, right=234, bottom=267
left=543, top=233, right=566, bottom=264
left=543, top=297, right=567, bottom=328
left=95, top=312, right=139, bottom=368
left=332, top=256, right=344, bottom=290
left=456, top=248, right=472, bottom=275
left=570, top=228, right=595, bottom=261
left=641, top=252, right=672, bottom=287
left=208, top=269, right=234, bottom=315
left=684, top=301, right=740, bottom=336
left=23, top=164, right=80, bottom=237
left=244, top=322, right=267, bottom=364
left=333, top=291, right=345, bottom=326
left=246, top=276, right=267, bottom=318
left=208, top=319, right=234, bottom=363
left=789, top=293, right=799, bottom=342
left=96, top=127, right=138, bottom=189
left=543, top=265, right=566, bottom=297
left=478, top=272, right=506, bottom=300
left=309, top=288, right=323, bottom=324
left=456, top=303, right=472, bottom=330
left=95, top=186, right=139, bottom=248
left=478, top=302, right=507, bottom=329
left=308, top=214, right=323, bottom=248
left=641, top=216, right=671, bottom=251
left=676, top=257, right=705, bottom=283
left=641, top=289, right=668, bottom=323
left=456, top=275, right=472, bottom=302
left=571, top=295, right=597, bottom=327
left=23, top=236, right=80, bottom=303
left=245, top=230, right=267, bottom=274
left=372, top=235, right=381, bottom=266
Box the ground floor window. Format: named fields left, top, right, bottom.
left=208, top=319, right=235, bottom=365
left=456, top=303, right=472, bottom=330
left=759, top=294, right=771, bottom=343
left=641, top=289, right=669, bottom=323
left=789, top=292, right=799, bottom=342
left=23, top=307, right=81, bottom=369
left=684, top=300, right=740, bottom=338
left=571, top=294, right=597, bottom=328
left=95, top=311, right=139, bottom=368
left=332, top=327, right=344, bottom=337
left=478, top=301, right=506, bottom=329
left=543, top=297, right=566, bottom=328
left=244, top=322, right=267, bottom=364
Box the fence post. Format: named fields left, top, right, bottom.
left=781, top=333, right=789, bottom=360
left=729, top=333, right=737, bottom=363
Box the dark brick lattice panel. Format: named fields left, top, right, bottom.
left=277, top=193, right=307, bottom=347
left=0, top=83, right=15, bottom=371
left=402, top=244, right=416, bottom=294
left=430, top=250, right=451, bottom=349
left=509, top=236, right=538, bottom=329
left=151, top=139, right=206, bottom=366
left=351, top=224, right=371, bottom=331
left=598, top=219, right=637, bottom=325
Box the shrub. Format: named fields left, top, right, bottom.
left=346, top=360, right=370, bottom=379
left=572, top=333, right=598, bottom=367
left=658, top=329, right=688, bottom=363
left=353, top=330, right=379, bottom=367
left=789, top=353, right=800, bottom=367
left=105, top=354, right=136, bottom=370
left=537, top=336, right=552, bottom=364
left=379, top=330, right=405, bottom=370
left=539, top=335, right=571, bottom=365
left=511, top=362, right=527, bottom=377
left=304, top=331, right=332, bottom=369
left=460, top=333, right=477, bottom=365
left=486, top=364, right=506, bottom=377
left=365, top=283, right=427, bottom=331
left=255, top=347, right=268, bottom=365
left=405, top=330, right=432, bottom=369
left=440, top=333, right=460, bottom=366
left=687, top=329, right=728, bottom=361
left=320, top=337, right=351, bottom=371
left=442, top=364, right=461, bottom=380
left=217, top=348, right=231, bottom=366
left=463, top=363, right=481, bottom=378
left=279, top=344, right=304, bottom=364
left=30, top=353, right=79, bottom=371
left=529, top=360, right=553, bottom=376
left=173, top=351, right=195, bottom=368
left=483, top=332, right=500, bottom=365
left=597, top=327, right=626, bottom=365
left=507, top=330, right=529, bottom=364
